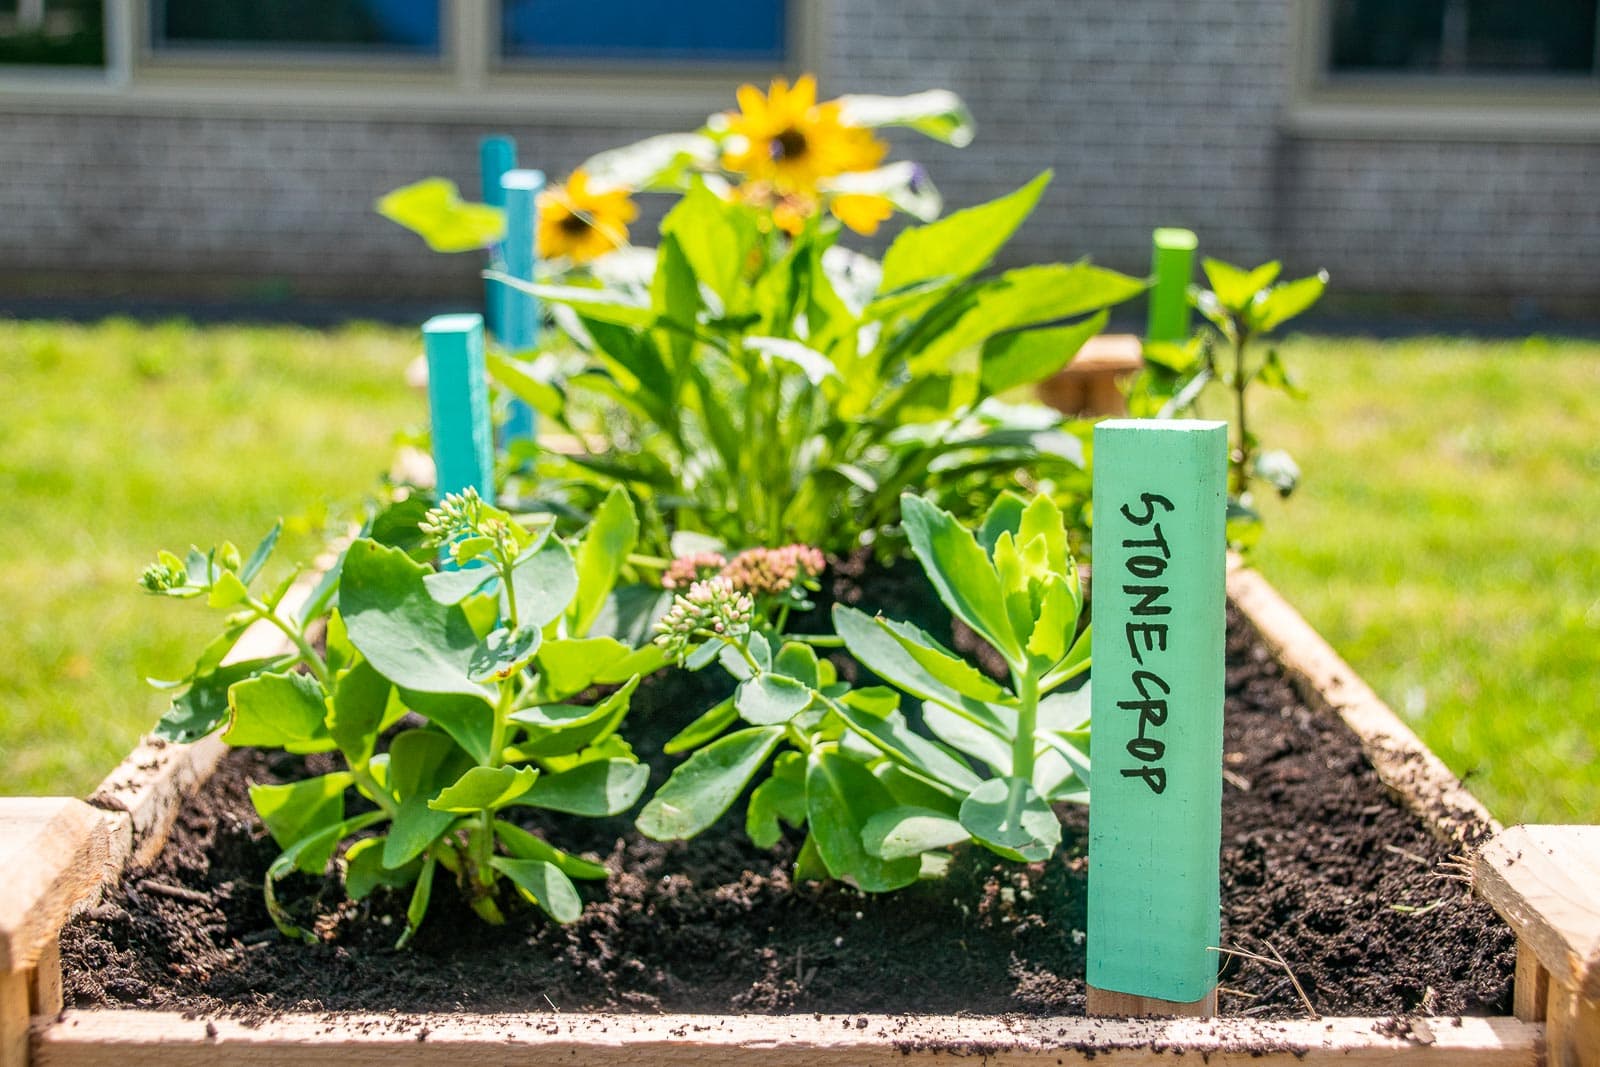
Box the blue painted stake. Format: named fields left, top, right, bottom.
left=1086, top=418, right=1227, bottom=1017
left=499, top=168, right=546, bottom=447
left=479, top=136, right=517, bottom=341
left=423, top=314, right=495, bottom=504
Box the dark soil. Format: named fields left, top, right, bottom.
left=61, top=559, right=1515, bottom=1020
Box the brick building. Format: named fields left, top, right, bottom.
left=2, top=1, right=1597, bottom=314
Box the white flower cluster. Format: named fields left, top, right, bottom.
left=653, top=576, right=756, bottom=662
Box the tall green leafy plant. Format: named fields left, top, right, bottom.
left=500, top=173, right=1143, bottom=554
left=141, top=488, right=662, bottom=947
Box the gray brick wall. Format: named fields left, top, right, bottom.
left=0, top=0, right=1596, bottom=310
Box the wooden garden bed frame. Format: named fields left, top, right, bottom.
left=2, top=564, right=1593, bottom=1065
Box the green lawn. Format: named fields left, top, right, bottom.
left=1, top=321, right=1594, bottom=826
left=1247, top=335, right=1600, bottom=825
left=0, top=319, right=422, bottom=797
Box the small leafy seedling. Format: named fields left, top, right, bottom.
left=142, top=486, right=663, bottom=947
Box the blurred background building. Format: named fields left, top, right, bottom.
left=1, top=0, right=1597, bottom=317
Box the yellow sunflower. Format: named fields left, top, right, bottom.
left=828, top=192, right=894, bottom=236
left=723, top=75, right=886, bottom=194
left=537, top=169, right=638, bottom=265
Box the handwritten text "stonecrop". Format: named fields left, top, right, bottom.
left=1118, top=491, right=1176, bottom=795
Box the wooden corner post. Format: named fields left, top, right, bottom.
left=1476, top=824, right=1600, bottom=1066
left=423, top=313, right=495, bottom=504
left=1087, top=419, right=1227, bottom=1017
left=499, top=167, right=546, bottom=447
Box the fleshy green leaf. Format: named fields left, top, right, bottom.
left=1202, top=258, right=1281, bottom=313
left=342, top=539, right=493, bottom=701
left=663, top=696, right=738, bottom=754
left=568, top=486, right=638, bottom=637
left=734, top=673, right=813, bottom=726
left=830, top=696, right=985, bottom=793
left=224, top=670, right=332, bottom=751
left=873, top=615, right=1010, bottom=703
left=249, top=772, right=355, bottom=873
left=428, top=765, right=538, bottom=813
left=240, top=521, right=282, bottom=585
left=900, top=495, right=1023, bottom=664
left=509, top=676, right=638, bottom=758
left=154, top=657, right=283, bottom=743
left=637, top=726, right=785, bottom=840
left=862, top=805, right=969, bottom=861
left=344, top=837, right=419, bottom=900
left=958, top=777, right=1061, bottom=862
left=1250, top=272, right=1327, bottom=333
left=510, top=538, right=580, bottom=630
left=805, top=748, right=921, bottom=892
left=518, top=758, right=648, bottom=816
left=383, top=729, right=473, bottom=868
left=494, top=820, right=608, bottom=879
left=376, top=177, right=505, bottom=253
left=490, top=857, right=583, bottom=923
left=468, top=625, right=542, bottom=684
left=745, top=752, right=808, bottom=848
left=660, top=178, right=759, bottom=303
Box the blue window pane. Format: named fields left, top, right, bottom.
left=157, top=0, right=440, bottom=54
left=502, top=0, right=786, bottom=62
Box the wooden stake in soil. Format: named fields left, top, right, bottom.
left=1087, top=419, right=1226, bottom=1016
left=1146, top=228, right=1197, bottom=344
left=479, top=135, right=517, bottom=341
left=499, top=167, right=546, bottom=447
left=423, top=314, right=494, bottom=503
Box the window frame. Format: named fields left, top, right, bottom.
left=1291, top=0, right=1600, bottom=141
left=0, top=0, right=820, bottom=120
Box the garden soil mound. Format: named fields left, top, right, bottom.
left=61, top=559, right=1514, bottom=1020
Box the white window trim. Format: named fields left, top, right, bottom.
left=0, top=0, right=823, bottom=122
left=1289, top=0, right=1600, bottom=142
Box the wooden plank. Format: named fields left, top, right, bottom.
left=27, top=937, right=60, bottom=1018
left=1036, top=334, right=1141, bottom=417
left=1476, top=825, right=1600, bottom=1003
left=0, top=800, right=110, bottom=975
left=1225, top=563, right=1499, bottom=849
left=1546, top=979, right=1600, bottom=1067
left=1086, top=985, right=1217, bottom=1018
left=31, top=1011, right=1542, bottom=1066
left=0, top=971, right=26, bottom=1067
left=1513, top=940, right=1550, bottom=1023
left=86, top=574, right=310, bottom=871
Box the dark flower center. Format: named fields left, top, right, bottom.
left=772, top=127, right=808, bottom=161
left=558, top=211, right=590, bottom=235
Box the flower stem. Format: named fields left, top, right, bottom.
left=1013, top=669, right=1040, bottom=783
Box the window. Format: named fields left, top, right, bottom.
left=500, top=0, right=786, bottom=64
left=0, top=0, right=103, bottom=66
left=152, top=0, right=442, bottom=56
left=1328, top=0, right=1598, bottom=78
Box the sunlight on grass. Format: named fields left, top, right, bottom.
left=1247, top=335, right=1600, bottom=824
left=0, top=318, right=422, bottom=797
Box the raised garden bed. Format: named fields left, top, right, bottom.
left=2, top=564, right=1589, bottom=1065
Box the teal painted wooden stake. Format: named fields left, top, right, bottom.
left=479, top=136, right=517, bottom=341
left=499, top=168, right=545, bottom=446
left=423, top=313, right=495, bottom=504
left=1147, top=227, right=1198, bottom=344
left=1087, top=418, right=1226, bottom=1015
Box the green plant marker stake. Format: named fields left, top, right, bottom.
left=500, top=168, right=545, bottom=447
left=1147, top=228, right=1198, bottom=343
left=423, top=313, right=495, bottom=504
left=479, top=135, right=517, bottom=341
left=1087, top=418, right=1226, bottom=1015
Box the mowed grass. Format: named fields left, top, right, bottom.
left=1245, top=335, right=1600, bottom=825
left=1, top=322, right=1594, bottom=826
left=0, top=319, right=421, bottom=797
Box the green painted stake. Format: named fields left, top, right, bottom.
left=423, top=313, right=495, bottom=504
left=500, top=168, right=545, bottom=446
left=1087, top=418, right=1226, bottom=1014
left=479, top=136, right=517, bottom=342
left=1147, top=227, right=1198, bottom=344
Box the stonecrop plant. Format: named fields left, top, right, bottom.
left=380, top=78, right=1146, bottom=556
left=637, top=491, right=1090, bottom=891
left=1127, top=258, right=1327, bottom=547
left=141, top=487, right=663, bottom=947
